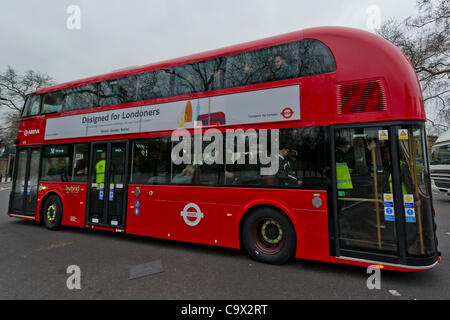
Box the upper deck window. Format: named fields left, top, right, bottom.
left=42, top=91, right=64, bottom=114
left=298, top=39, right=336, bottom=76
left=98, top=76, right=137, bottom=107
left=224, top=41, right=300, bottom=88
left=173, top=58, right=225, bottom=96
left=22, top=95, right=41, bottom=117
left=63, top=83, right=98, bottom=112
left=137, top=69, right=172, bottom=101
left=31, top=39, right=335, bottom=116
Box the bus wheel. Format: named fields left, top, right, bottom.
left=242, top=207, right=296, bottom=265
left=42, top=195, right=63, bottom=230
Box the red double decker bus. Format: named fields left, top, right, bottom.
left=9, top=27, right=440, bottom=271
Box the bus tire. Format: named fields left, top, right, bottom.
left=42, top=195, right=63, bottom=230
left=241, top=207, right=296, bottom=265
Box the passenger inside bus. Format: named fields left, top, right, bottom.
left=232, top=144, right=262, bottom=185
left=273, top=55, right=293, bottom=80
left=273, top=145, right=302, bottom=186
left=147, top=149, right=168, bottom=184
left=42, top=93, right=63, bottom=114
left=171, top=165, right=194, bottom=184
left=74, top=158, right=88, bottom=177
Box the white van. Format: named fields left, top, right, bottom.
left=430, top=129, right=450, bottom=195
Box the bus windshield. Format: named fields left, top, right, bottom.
left=431, top=144, right=450, bottom=165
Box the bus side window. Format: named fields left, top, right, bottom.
left=72, top=143, right=89, bottom=182
left=41, top=145, right=72, bottom=182
left=298, top=39, right=336, bottom=77
left=171, top=164, right=195, bottom=185
left=63, top=84, right=98, bottom=112
left=22, top=95, right=41, bottom=117
left=131, top=138, right=170, bottom=185
left=42, top=91, right=63, bottom=114
left=172, top=58, right=225, bottom=97
left=99, top=76, right=137, bottom=107
left=137, top=69, right=171, bottom=101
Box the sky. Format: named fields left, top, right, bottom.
left=0, top=0, right=418, bottom=85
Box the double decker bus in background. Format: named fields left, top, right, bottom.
left=9, top=27, right=440, bottom=271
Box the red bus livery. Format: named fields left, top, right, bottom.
left=9, top=27, right=440, bottom=271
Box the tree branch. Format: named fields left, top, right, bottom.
left=423, top=89, right=450, bottom=102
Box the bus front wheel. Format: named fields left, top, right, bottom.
left=241, top=207, right=296, bottom=265
left=42, top=195, right=63, bottom=230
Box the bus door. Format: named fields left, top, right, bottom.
left=334, top=127, right=400, bottom=257
left=87, top=141, right=128, bottom=229
left=10, top=147, right=41, bottom=217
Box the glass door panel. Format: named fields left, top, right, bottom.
left=397, top=126, right=436, bottom=256
left=11, top=147, right=40, bottom=215
left=11, top=150, right=28, bottom=211
left=88, top=144, right=107, bottom=224
left=25, top=149, right=40, bottom=212
left=107, top=143, right=126, bottom=226
left=87, top=142, right=128, bottom=228
left=335, top=127, right=398, bottom=253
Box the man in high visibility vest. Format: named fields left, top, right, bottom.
left=96, top=159, right=105, bottom=184
left=335, top=137, right=354, bottom=244
left=382, top=147, right=411, bottom=195
left=95, top=152, right=106, bottom=191
left=335, top=138, right=353, bottom=192
left=91, top=151, right=106, bottom=224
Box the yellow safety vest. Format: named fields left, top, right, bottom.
left=336, top=162, right=353, bottom=190
left=389, top=161, right=408, bottom=194
left=96, top=160, right=106, bottom=184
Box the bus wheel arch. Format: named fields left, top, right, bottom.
left=239, top=204, right=297, bottom=265
left=40, top=193, right=63, bottom=230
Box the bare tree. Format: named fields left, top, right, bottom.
left=0, top=65, right=54, bottom=147
left=376, top=0, right=449, bottom=135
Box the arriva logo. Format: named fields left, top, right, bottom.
left=24, top=129, right=40, bottom=136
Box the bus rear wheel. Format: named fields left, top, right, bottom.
left=42, top=195, right=63, bottom=230
left=241, top=207, right=296, bottom=265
